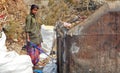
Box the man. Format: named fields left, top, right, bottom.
left=25, top=4, right=43, bottom=66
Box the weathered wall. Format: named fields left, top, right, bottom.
left=57, top=12, right=120, bottom=73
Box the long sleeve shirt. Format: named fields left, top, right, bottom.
left=25, top=14, right=43, bottom=44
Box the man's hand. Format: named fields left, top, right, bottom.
left=27, top=38, right=30, bottom=42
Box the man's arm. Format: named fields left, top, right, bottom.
left=25, top=16, right=32, bottom=42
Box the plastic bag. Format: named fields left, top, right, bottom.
left=0, top=51, right=33, bottom=73
left=43, top=63, right=57, bottom=73
left=0, top=31, right=33, bottom=73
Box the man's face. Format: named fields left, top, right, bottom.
left=31, top=8, right=38, bottom=15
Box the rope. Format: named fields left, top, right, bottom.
left=28, top=42, right=53, bottom=60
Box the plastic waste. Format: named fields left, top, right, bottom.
left=43, top=62, right=57, bottom=73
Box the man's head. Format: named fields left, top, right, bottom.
left=30, top=4, right=39, bottom=15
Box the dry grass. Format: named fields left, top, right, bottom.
left=38, top=0, right=74, bottom=25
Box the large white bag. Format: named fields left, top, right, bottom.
left=0, top=51, right=33, bottom=73
left=0, top=31, right=33, bottom=73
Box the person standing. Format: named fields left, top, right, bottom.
left=25, top=4, right=43, bottom=66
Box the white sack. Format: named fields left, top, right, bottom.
left=0, top=31, right=33, bottom=73
left=0, top=51, right=33, bottom=73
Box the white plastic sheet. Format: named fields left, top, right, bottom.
left=40, top=25, right=55, bottom=59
